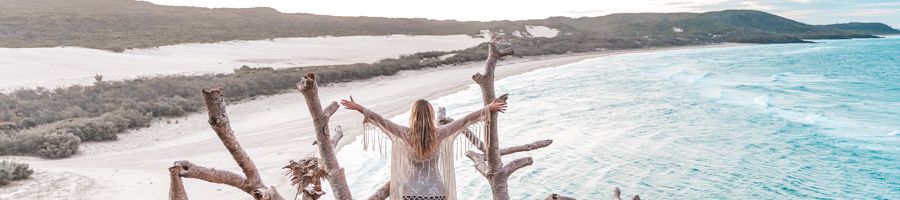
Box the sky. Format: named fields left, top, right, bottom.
left=142, top=0, right=900, bottom=28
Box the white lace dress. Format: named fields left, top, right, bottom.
left=361, top=106, right=488, bottom=200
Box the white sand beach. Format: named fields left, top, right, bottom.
left=0, top=35, right=483, bottom=92
left=0, top=44, right=738, bottom=200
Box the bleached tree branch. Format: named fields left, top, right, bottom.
left=500, top=157, right=533, bottom=176
left=613, top=187, right=622, bottom=200
left=174, top=160, right=252, bottom=192
left=297, top=73, right=353, bottom=200
left=500, top=139, right=552, bottom=155
left=312, top=125, right=344, bottom=148
left=168, top=88, right=284, bottom=200
left=613, top=187, right=641, bottom=200
left=466, top=139, right=553, bottom=164
left=168, top=165, right=188, bottom=200
left=466, top=150, right=490, bottom=176
left=544, top=193, right=576, bottom=200
left=202, top=88, right=264, bottom=189
left=469, top=37, right=548, bottom=200
left=322, top=102, right=340, bottom=121
left=366, top=182, right=391, bottom=200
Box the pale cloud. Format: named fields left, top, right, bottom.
left=740, top=1, right=775, bottom=10
left=777, top=10, right=817, bottom=20
left=857, top=2, right=900, bottom=8
left=835, top=8, right=900, bottom=17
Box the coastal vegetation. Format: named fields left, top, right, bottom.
left=0, top=160, right=33, bottom=186
left=0, top=44, right=487, bottom=158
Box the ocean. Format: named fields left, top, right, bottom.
left=338, top=37, right=900, bottom=199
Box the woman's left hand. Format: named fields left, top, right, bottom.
left=489, top=100, right=507, bottom=113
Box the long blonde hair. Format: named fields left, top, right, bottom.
left=407, top=99, right=437, bottom=159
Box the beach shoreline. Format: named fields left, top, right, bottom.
left=0, top=43, right=742, bottom=199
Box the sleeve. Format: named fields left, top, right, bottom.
left=361, top=107, right=408, bottom=141
left=437, top=106, right=489, bottom=140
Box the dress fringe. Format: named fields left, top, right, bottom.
left=362, top=110, right=489, bottom=159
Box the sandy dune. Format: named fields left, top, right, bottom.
left=0, top=44, right=735, bottom=200
left=0, top=35, right=482, bottom=91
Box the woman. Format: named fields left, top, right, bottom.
left=341, top=97, right=506, bottom=200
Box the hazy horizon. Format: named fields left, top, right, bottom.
left=142, top=0, right=900, bottom=28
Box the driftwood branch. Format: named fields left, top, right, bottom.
left=330, top=126, right=344, bottom=148
left=312, top=125, right=344, bottom=148
left=322, top=102, right=340, bottom=121
left=366, top=182, right=391, bottom=200
left=483, top=93, right=509, bottom=174
left=175, top=160, right=252, bottom=192
left=499, top=157, right=533, bottom=177
left=468, top=37, right=556, bottom=200
left=476, top=38, right=511, bottom=199
left=202, top=88, right=264, bottom=189
left=500, top=139, right=552, bottom=155
left=168, top=165, right=188, bottom=200
left=297, top=73, right=353, bottom=200
left=613, top=187, right=641, bottom=200
left=469, top=139, right=554, bottom=159
left=168, top=88, right=284, bottom=200
left=298, top=125, right=344, bottom=200
left=544, top=193, right=576, bottom=200
left=466, top=150, right=490, bottom=176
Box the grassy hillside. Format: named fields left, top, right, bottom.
left=0, top=0, right=491, bottom=51
left=541, top=10, right=876, bottom=42
left=0, top=0, right=883, bottom=51
left=819, top=22, right=900, bottom=35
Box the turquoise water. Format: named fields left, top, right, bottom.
left=341, top=37, right=900, bottom=199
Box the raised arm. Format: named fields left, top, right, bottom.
left=341, top=97, right=408, bottom=140
left=438, top=98, right=507, bottom=140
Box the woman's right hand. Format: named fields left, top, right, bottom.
left=340, top=96, right=363, bottom=112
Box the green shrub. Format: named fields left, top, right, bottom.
left=0, top=134, right=15, bottom=156
left=37, top=132, right=81, bottom=158
left=0, top=130, right=45, bottom=156
left=0, top=169, right=9, bottom=186
left=0, top=161, right=33, bottom=180
left=0, top=160, right=33, bottom=186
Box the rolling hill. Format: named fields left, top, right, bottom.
left=819, top=22, right=900, bottom=35
left=0, top=0, right=890, bottom=51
